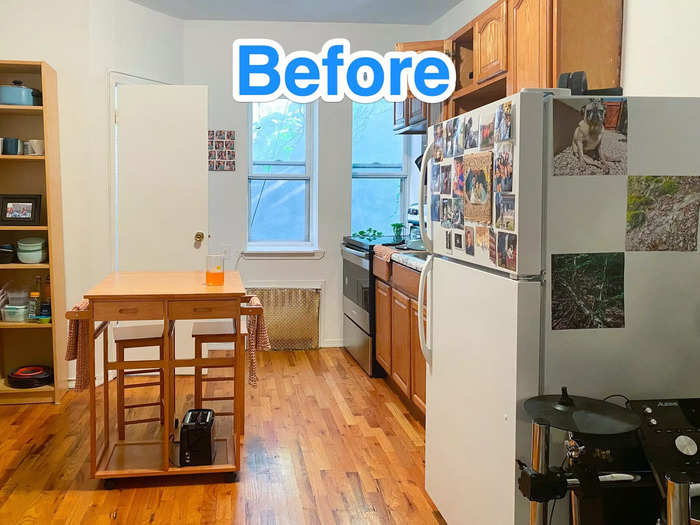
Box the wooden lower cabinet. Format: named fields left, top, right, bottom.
left=410, top=299, right=427, bottom=414
left=391, top=288, right=411, bottom=397
left=374, top=263, right=427, bottom=419
left=375, top=280, right=392, bottom=372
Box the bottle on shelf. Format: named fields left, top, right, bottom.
left=28, top=291, right=40, bottom=321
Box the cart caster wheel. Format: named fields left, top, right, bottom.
left=224, top=472, right=238, bottom=483
left=103, top=479, right=116, bottom=490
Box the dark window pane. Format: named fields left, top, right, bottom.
left=351, top=178, right=402, bottom=235
left=249, top=179, right=308, bottom=242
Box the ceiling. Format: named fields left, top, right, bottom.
left=128, top=0, right=462, bottom=25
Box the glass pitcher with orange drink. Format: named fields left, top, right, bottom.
left=206, top=254, right=224, bottom=286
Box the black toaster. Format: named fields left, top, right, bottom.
left=179, top=409, right=216, bottom=466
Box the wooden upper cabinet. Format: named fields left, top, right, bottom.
left=375, top=280, right=392, bottom=373
left=474, top=0, right=508, bottom=83
left=508, top=0, right=551, bottom=94
left=553, top=0, right=623, bottom=90
left=391, top=288, right=411, bottom=397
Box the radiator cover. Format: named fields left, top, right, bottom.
left=246, top=287, right=320, bottom=350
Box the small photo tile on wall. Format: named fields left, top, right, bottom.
left=209, top=130, right=236, bottom=172
left=551, top=252, right=625, bottom=330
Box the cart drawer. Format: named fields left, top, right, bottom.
left=168, top=300, right=238, bottom=320
left=93, top=301, right=164, bottom=321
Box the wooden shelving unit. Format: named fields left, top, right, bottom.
left=0, top=60, right=67, bottom=405
left=0, top=155, right=46, bottom=160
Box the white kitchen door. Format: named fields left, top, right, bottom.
left=425, top=256, right=541, bottom=525
left=115, top=85, right=209, bottom=367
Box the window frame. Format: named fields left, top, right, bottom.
left=351, top=102, right=410, bottom=233
left=247, top=101, right=317, bottom=250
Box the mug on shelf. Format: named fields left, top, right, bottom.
left=1, top=138, right=23, bottom=155
left=25, top=140, right=44, bottom=156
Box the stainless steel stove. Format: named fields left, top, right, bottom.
left=341, top=235, right=404, bottom=376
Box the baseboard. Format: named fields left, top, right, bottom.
left=320, top=338, right=344, bottom=348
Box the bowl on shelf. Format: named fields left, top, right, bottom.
left=1, top=305, right=27, bottom=322
left=0, top=243, right=15, bottom=264
left=7, top=289, right=28, bottom=306
left=16, top=237, right=47, bottom=264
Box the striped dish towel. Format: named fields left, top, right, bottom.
left=65, top=299, right=90, bottom=391
left=373, top=244, right=398, bottom=262
left=245, top=295, right=269, bottom=386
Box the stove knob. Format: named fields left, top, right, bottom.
left=675, top=435, right=698, bottom=457
left=648, top=418, right=657, bottom=426
left=644, top=406, right=653, bottom=414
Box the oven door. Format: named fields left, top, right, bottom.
left=342, top=245, right=371, bottom=331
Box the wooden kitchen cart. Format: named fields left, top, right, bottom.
left=75, top=271, right=254, bottom=483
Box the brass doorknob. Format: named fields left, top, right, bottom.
left=194, top=231, right=205, bottom=242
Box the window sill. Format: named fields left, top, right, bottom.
left=242, top=247, right=325, bottom=260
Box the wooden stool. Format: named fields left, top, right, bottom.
left=192, top=320, right=246, bottom=434
left=114, top=324, right=169, bottom=440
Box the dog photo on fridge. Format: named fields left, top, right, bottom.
left=553, top=97, right=628, bottom=176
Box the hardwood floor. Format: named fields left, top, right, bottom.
left=0, top=348, right=440, bottom=524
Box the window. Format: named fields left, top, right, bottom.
left=248, top=100, right=315, bottom=247
left=351, top=101, right=407, bottom=236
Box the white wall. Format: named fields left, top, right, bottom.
left=184, top=21, right=428, bottom=346
left=621, top=1, right=700, bottom=96
left=429, top=0, right=493, bottom=39
left=0, top=0, right=184, bottom=382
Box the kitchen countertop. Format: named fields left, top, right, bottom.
left=390, top=251, right=428, bottom=272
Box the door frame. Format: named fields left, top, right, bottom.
left=107, top=71, right=168, bottom=272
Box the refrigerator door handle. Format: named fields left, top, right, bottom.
left=418, top=254, right=433, bottom=365
left=418, top=142, right=434, bottom=253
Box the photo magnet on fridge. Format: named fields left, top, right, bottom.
left=464, top=225, right=475, bottom=256
left=453, top=116, right=465, bottom=157
left=495, top=101, right=513, bottom=142
left=440, top=198, right=452, bottom=229
left=452, top=157, right=465, bottom=198
left=463, top=151, right=493, bottom=224
left=462, top=115, right=479, bottom=150
left=445, top=230, right=452, bottom=250
left=497, top=232, right=517, bottom=271
left=454, top=231, right=463, bottom=249
left=451, top=197, right=464, bottom=229
left=434, top=122, right=445, bottom=162
left=444, top=118, right=456, bottom=158
left=551, top=252, right=625, bottom=330
left=488, top=227, right=497, bottom=264
left=495, top=193, right=515, bottom=231
left=440, top=164, right=452, bottom=195
left=431, top=194, right=440, bottom=222
left=626, top=176, right=700, bottom=251
left=479, top=111, right=495, bottom=150
left=431, top=162, right=441, bottom=193
left=476, top=226, right=489, bottom=255
left=553, top=98, right=627, bottom=176
left=493, top=142, right=514, bottom=193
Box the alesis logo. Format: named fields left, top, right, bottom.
left=232, top=38, right=456, bottom=104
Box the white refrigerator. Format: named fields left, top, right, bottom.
left=416, top=89, right=700, bottom=524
